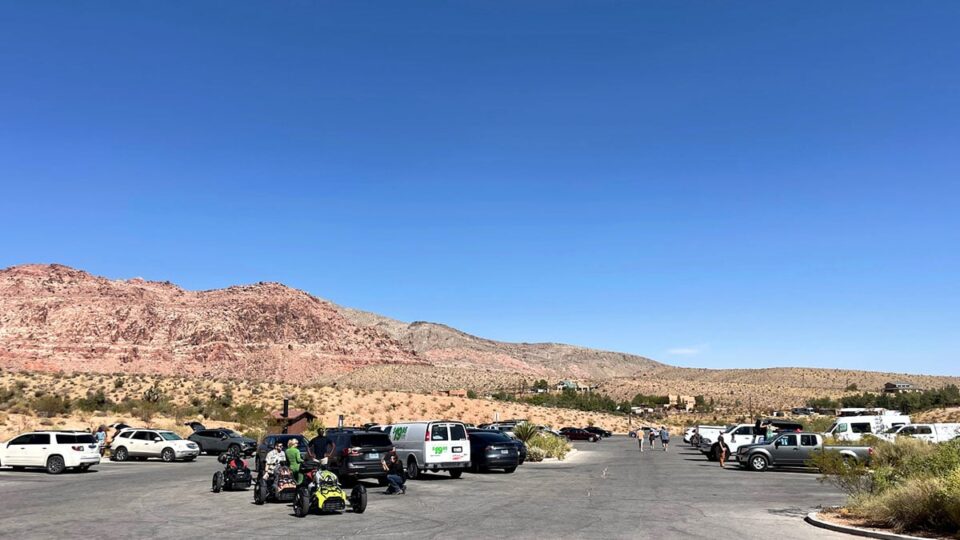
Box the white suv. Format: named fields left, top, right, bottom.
left=0, top=431, right=101, bottom=474
left=110, top=429, right=200, bottom=462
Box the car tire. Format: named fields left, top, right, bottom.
left=504, top=466, right=517, bottom=474
left=228, top=444, right=241, bottom=455
left=113, top=446, right=129, bottom=462
left=406, top=457, right=419, bottom=480
left=449, top=469, right=463, bottom=479
left=46, top=455, right=66, bottom=475
left=592, top=436, right=599, bottom=442
left=749, top=454, right=769, bottom=472
left=161, top=448, right=176, bottom=463
left=212, top=471, right=224, bottom=493
left=350, top=485, right=367, bottom=514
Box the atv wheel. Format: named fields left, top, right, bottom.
left=449, top=469, right=463, bottom=479
left=161, top=448, right=176, bottom=462
left=254, top=482, right=265, bottom=504
left=46, top=455, right=66, bottom=475
left=113, top=446, right=129, bottom=462
left=294, top=488, right=311, bottom=517
left=212, top=471, right=224, bottom=493
left=351, top=485, right=367, bottom=514
left=504, top=466, right=517, bottom=474
left=749, top=454, right=769, bottom=472
left=406, top=457, right=419, bottom=480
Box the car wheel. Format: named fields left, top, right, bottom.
left=350, top=485, right=367, bottom=514
left=406, top=457, right=419, bottom=480
left=161, top=448, right=176, bottom=462
left=113, top=446, right=129, bottom=462
left=46, top=455, right=66, bottom=475
left=504, top=466, right=517, bottom=474
left=228, top=443, right=241, bottom=455
left=449, top=469, right=463, bottom=479
left=212, top=471, right=224, bottom=493
left=749, top=454, right=769, bottom=472
left=592, top=436, right=599, bottom=442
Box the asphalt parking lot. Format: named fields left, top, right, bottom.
left=0, top=436, right=850, bottom=539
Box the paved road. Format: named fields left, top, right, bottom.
left=0, top=437, right=850, bottom=539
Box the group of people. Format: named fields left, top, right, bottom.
left=637, top=426, right=670, bottom=452
left=259, top=432, right=406, bottom=496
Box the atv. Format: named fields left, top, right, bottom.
left=253, top=463, right=298, bottom=504
left=293, top=459, right=367, bottom=517
left=212, top=448, right=252, bottom=492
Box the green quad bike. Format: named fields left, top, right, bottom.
left=293, top=460, right=367, bottom=517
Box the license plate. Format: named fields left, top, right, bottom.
left=452, top=446, right=462, bottom=453
left=500, top=449, right=509, bottom=454
left=367, top=453, right=379, bottom=459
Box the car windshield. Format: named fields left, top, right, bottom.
left=884, top=427, right=901, bottom=434
left=159, top=432, right=182, bottom=440
left=222, top=430, right=242, bottom=437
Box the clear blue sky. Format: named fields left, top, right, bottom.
left=1, top=2, right=958, bottom=375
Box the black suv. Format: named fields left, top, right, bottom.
left=323, top=428, right=394, bottom=485
left=185, top=423, right=257, bottom=456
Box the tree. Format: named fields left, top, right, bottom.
left=533, top=379, right=550, bottom=391
left=845, top=383, right=859, bottom=392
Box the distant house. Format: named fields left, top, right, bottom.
left=446, top=389, right=468, bottom=398
left=555, top=380, right=594, bottom=393
left=884, top=382, right=916, bottom=394
left=269, top=408, right=317, bottom=435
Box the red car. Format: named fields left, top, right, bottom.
left=561, top=428, right=599, bottom=442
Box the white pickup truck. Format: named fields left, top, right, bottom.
left=698, top=421, right=804, bottom=461
left=879, top=423, right=960, bottom=444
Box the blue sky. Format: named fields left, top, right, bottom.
left=1, top=2, right=958, bottom=375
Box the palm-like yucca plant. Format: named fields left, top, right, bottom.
left=512, top=422, right=540, bottom=444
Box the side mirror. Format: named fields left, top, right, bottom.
left=154, top=437, right=162, bottom=442
left=774, top=440, right=781, bottom=447
left=221, top=435, right=229, bottom=440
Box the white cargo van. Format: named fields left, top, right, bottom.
left=825, top=414, right=911, bottom=441
left=880, top=423, right=960, bottom=444
left=383, top=421, right=471, bottom=479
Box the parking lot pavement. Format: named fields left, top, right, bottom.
left=0, top=437, right=851, bottom=539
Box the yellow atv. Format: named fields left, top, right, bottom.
left=293, top=461, right=367, bottom=517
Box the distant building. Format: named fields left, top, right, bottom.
left=269, top=408, right=316, bottom=435
left=555, top=380, right=594, bottom=393
left=884, top=382, right=916, bottom=394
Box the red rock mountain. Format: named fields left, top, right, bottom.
left=0, top=264, right=661, bottom=382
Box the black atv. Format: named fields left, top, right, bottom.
left=212, top=448, right=252, bottom=492
left=253, top=463, right=298, bottom=504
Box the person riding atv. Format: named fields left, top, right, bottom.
left=212, top=446, right=252, bottom=492
left=254, top=441, right=298, bottom=504
left=293, top=458, right=367, bottom=517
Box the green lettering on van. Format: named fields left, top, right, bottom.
left=393, top=427, right=408, bottom=440
left=432, top=446, right=444, bottom=455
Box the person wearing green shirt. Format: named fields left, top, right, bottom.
left=285, top=438, right=304, bottom=484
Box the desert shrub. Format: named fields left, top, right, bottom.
left=809, top=449, right=873, bottom=496
left=941, top=467, right=960, bottom=529
left=853, top=476, right=951, bottom=533
left=529, top=433, right=570, bottom=460
left=75, top=389, right=112, bottom=412
left=512, top=422, right=539, bottom=444
left=526, top=446, right=546, bottom=462
left=30, top=394, right=71, bottom=416
left=143, top=385, right=165, bottom=403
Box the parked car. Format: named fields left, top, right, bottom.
left=689, top=425, right=727, bottom=447
left=736, top=432, right=872, bottom=472
left=110, top=428, right=199, bottom=462
left=381, top=421, right=471, bottom=479
left=561, top=428, right=599, bottom=442
left=467, top=430, right=519, bottom=473
left=700, top=421, right=803, bottom=461
left=186, top=424, right=257, bottom=456
left=879, top=423, right=960, bottom=444
left=825, top=414, right=911, bottom=441
left=0, top=430, right=101, bottom=474
left=255, top=434, right=309, bottom=470
left=584, top=426, right=612, bottom=438
left=323, top=428, right=394, bottom=485
left=469, top=429, right=527, bottom=465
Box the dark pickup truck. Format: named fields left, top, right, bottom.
left=736, top=432, right=872, bottom=471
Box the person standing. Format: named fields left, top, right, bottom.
left=637, top=430, right=644, bottom=452
left=309, top=431, right=336, bottom=466
left=717, top=434, right=730, bottom=468
left=648, top=428, right=658, bottom=449
left=659, top=426, right=670, bottom=451
left=94, top=425, right=107, bottom=456
left=381, top=453, right=406, bottom=494
left=285, top=438, right=304, bottom=485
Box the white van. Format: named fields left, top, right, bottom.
left=382, top=421, right=471, bottom=479
left=825, top=414, right=911, bottom=441
left=880, top=423, right=960, bottom=444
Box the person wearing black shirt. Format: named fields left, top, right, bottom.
left=309, top=433, right=335, bottom=465
left=381, top=452, right=405, bottom=495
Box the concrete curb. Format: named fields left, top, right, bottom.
left=804, top=512, right=929, bottom=540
